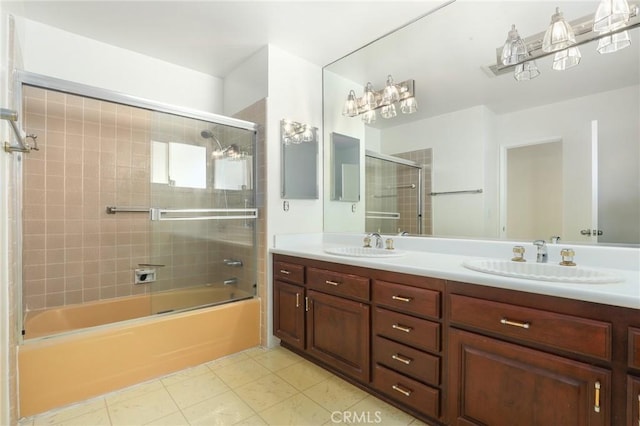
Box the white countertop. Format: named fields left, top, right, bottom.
left=271, top=233, right=640, bottom=310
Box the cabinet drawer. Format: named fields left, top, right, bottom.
left=307, top=267, right=369, bottom=301
left=373, top=364, right=440, bottom=418
left=373, top=280, right=440, bottom=319
left=374, top=307, right=440, bottom=352
left=373, top=335, right=440, bottom=386
left=274, top=261, right=305, bottom=285
left=630, top=327, right=640, bottom=369
left=449, top=294, right=612, bottom=361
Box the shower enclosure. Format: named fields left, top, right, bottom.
left=15, top=73, right=258, bottom=339
left=365, top=150, right=430, bottom=235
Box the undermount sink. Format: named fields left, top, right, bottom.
left=462, top=259, right=623, bottom=284
left=324, top=246, right=406, bottom=258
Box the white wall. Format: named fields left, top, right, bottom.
left=322, top=70, right=366, bottom=232
left=496, top=85, right=639, bottom=243
left=16, top=18, right=224, bottom=114
left=381, top=105, right=491, bottom=237
left=224, top=47, right=268, bottom=116
left=265, top=44, right=323, bottom=346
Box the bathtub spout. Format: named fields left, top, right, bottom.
left=223, top=278, right=238, bottom=286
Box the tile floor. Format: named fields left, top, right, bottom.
left=19, top=346, right=427, bottom=426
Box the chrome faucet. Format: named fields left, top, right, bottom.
left=368, top=232, right=383, bottom=249
left=533, top=240, right=547, bottom=263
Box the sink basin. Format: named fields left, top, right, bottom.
left=462, top=259, right=623, bottom=284
left=324, top=247, right=406, bottom=258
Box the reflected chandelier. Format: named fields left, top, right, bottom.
left=491, top=0, right=639, bottom=81
left=342, top=75, right=417, bottom=124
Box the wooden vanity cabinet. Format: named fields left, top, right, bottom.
left=273, top=255, right=371, bottom=383
left=273, top=254, right=638, bottom=426
left=371, top=277, right=445, bottom=421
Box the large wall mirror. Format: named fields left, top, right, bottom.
left=323, top=0, right=639, bottom=246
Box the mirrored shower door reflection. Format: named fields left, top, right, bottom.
left=365, top=150, right=431, bottom=235
left=148, top=112, right=257, bottom=315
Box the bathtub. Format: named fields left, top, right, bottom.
left=23, top=285, right=253, bottom=339
left=18, top=293, right=260, bottom=417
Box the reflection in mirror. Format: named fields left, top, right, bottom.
left=323, top=0, right=639, bottom=246
left=281, top=119, right=319, bottom=199
left=331, top=132, right=360, bottom=202
left=151, top=141, right=206, bottom=189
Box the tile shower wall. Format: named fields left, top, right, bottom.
left=21, top=86, right=261, bottom=314
left=365, top=149, right=432, bottom=235
left=396, top=148, right=433, bottom=236
left=22, top=86, right=152, bottom=310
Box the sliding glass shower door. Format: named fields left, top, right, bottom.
left=147, top=112, right=257, bottom=314
left=365, top=151, right=425, bottom=235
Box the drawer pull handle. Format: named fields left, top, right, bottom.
left=594, top=381, right=601, bottom=413
left=392, top=384, right=412, bottom=397
left=392, top=324, right=412, bottom=333
left=637, top=393, right=639, bottom=425
left=500, top=318, right=530, bottom=329
left=391, top=354, right=412, bottom=365
left=279, top=270, right=290, bottom=275
left=295, top=293, right=300, bottom=308
left=392, top=295, right=412, bottom=303
left=325, top=280, right=340, bottom=286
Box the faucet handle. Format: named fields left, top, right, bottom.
left=511, top=245, right=526, bottom=262
left=559, top=248, right=576, bottom=266
left=385, top=238, right=395, bottom=250
left=363, top=236, right=372, bottom=248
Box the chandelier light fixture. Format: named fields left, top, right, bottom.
left=490, top=3, right=639, bottom=80
left=342, top=75, right=417, bottom=122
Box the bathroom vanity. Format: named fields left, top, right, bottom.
left=271, top=234, right=639, bottom=426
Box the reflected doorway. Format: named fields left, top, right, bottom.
left=502, top=140, right=563, bottom=241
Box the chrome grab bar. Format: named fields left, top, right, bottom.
left=430, top=189, right=483, bottom=196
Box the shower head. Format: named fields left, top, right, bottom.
left=201, top=129, right=215, bottom=139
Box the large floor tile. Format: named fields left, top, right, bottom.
left=164, top=371, right=230, bottom=410
left=32, top=399, right=107, bottom=426
left=107, top=388, right=180, bottom=426
left=252, top=347, right=304, bottom=372
left=258, top=393, right=331, bottom=426
left=181, top=390, right=256, bottom=426
left=233, top=374, right=299, bottom=412
left=143, top=410, right=189, bottom=426
left=276, top=359, right=332, bottom=391
left=347, top=395, right=416, bottom=425
left=160, top=364, right=212, bottom=387
left=303, top=375, right=368, bottom=412
left=214, top=358, right=272, bottom=388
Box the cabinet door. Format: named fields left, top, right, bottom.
left=273, top=280, right=305, bottom=350
left=306, top=289, right=370, bottom=382
left=629, top=376, right=640, bottom=426
left=449, top=329, right=611, bottom=426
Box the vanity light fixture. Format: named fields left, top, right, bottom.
left=542, top=7, right=577, bottom=53
left=552, top=46, right=582, bottom=70
left=501, top=24, right=529, bottom=65
left=491, top=4, right=639, bottom=80
left=280, top=119, right=317, bottom=145
left=342, top=76, right=417, bottom=121
left=594, top=0, right=631, bottom=33
left=597, top=29, right=631, bottom=53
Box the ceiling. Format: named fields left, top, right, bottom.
left=2, top=0, right=448, bottom=77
